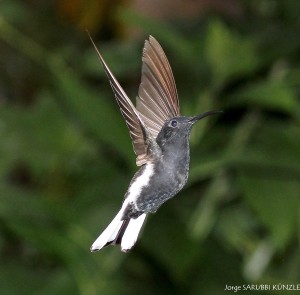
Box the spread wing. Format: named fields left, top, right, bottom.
left=89, top=35, right=157, bottom=166
left=136, top=36, right=180, bottom=138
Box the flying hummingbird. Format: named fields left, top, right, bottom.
left=90, top=35, right=221, bottom=252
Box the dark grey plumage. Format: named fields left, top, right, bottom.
left=89, top=35, right=222, bottom=252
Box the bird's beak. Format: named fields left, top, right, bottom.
left=189, top=110, right=223, bottom=124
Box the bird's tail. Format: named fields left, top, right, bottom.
left=90, top=206, right=146, bottom=252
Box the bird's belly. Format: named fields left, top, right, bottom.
left=135, top=161, right=189, bottom=213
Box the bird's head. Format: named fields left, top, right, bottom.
left=156, top=110, right=222, bottom=148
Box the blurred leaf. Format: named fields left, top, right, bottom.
left=57, top=0, right=108, bottom=32
left=216, top=206, right=259, bottom=254
left=241, top=122, right=300, bottom=171
left=239, top=175, right=299, bottom=250
left=49, top=56, right=134, bottom=165
left=0, top=183, right=124, bottom=295
left=141, top=209, right=204, bottom=283
left=117, top=8, right=193, bottom=59
left=205, top=20, right=259, bottom=87
left=0, top=16, right=135, bottom=165
left=0, top=0, right=30, bottom=23
left=243, top=240, right=275, bottom=281
left=189, top=170, right=229, bottom=240
left=82, top=40, right=140, bottom=78
left=0, top=261, right=74, bottom=295
left=0, top=93, right=94, bottom=179
left=189, top=90, right=218, bottom=144
left=227, top=77, right=298, bottom=114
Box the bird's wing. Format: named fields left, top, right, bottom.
left=136, top=36, right=180, bottom=138
left=89, top=35, right=158, bottom=166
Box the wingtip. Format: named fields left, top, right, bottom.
left=148, top=35, right=159, bottom=46
left=87, top=31, right=107, bottom=65
left=86, top=30, right=96, bottom=47
left=145, top=35, right=158, bottom=48
left=143, top=35, right=159, bottom=58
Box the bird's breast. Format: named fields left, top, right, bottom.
left=123, top=145, right=191, bottom=216
left=160, top=150, right=190, bottom=190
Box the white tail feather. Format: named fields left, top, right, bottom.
left=90, top=208, right=124, bottom=251
left=121, top=214, right=146, bottom=252
left=91, top=203, right=147, bottom=252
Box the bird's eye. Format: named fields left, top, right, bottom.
left=170, top=120, right=177, bottom=128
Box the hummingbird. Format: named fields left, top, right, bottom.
left=89, top=35, right=221, bottom=252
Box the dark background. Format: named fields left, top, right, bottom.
left=0, top=0, right=299, bottom=294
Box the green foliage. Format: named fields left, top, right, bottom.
left=0, top=0, right=300, bottom=294
left=205, top=20, right=259, bottom=87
